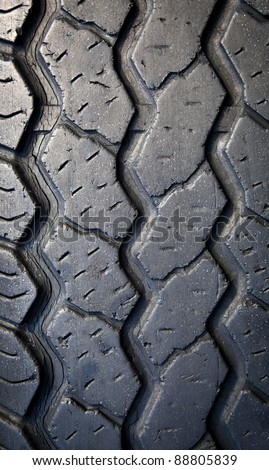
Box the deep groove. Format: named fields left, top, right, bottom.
left=9, top=0, right=146, bottom=451
left=113, top=0, right=159, bottom=450
left=116, top=0, right=239, bottom=451
left=203, top=0, right=249, bottom=449
left=18, top=0, right=69, bottom=450
left=0, top=0, right=65, bottom=450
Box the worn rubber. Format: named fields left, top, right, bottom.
left=0, top=0, right=268, bottom=450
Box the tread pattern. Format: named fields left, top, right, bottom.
left=0, top=248, right=36, bottom=323
left=37, top=2, right=140, bottom=449
left=121, top=0, right=228, bottom=450
left=138, top=256, right=226, bottom=365
left=134, top=60, right=225, bottom=195
left=0, top=1, right=32, bottom=42
left=226, top=115, right=269, bottom=219
left=47, top=307, right=139, bottom=418
left=0, top=419, right=31, bottom=450
left=0, top=0, right=59, bottom=450
left=0, top=61, right=33, bottom=149
left=42, top=125, right=136, bottom=238
left=222, top=9, right=269, bottom=120
left=133, top=0, right=216, bottom=88
left=204, top=0, right=269, bottom=449
left=44, top=225, right=138, bottom=321
left=0, top=163, right=35, bottom=241
left=226, top=304, right=269, bottom=395
left=136, top=168, right=226, bottom=279
left=226, top=391, right=269, bottom=449
left=61, top=0, right=132, bottom=35
left=48, top=398, right=121, bottom=450
left=0, top=327, right=39, bottom=415
left=137, top=341, right=226, bottom=450
left=0, top=0, right=268, bottom=450
left=41, top=20, right=133, bottom=144
left=228, top=220, right=269, bottom=304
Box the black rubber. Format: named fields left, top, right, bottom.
left=0, top=0, right=268, bottom=450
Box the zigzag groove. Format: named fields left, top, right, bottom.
left=6, top=0, right=65, bottom=449
left=204, top=0, right=269, bottom=449
left=30, top=0, right=143, bottom=448
left=114, top=0, right=158, bottom=449
left=1, top=2, right=63, bottom=449
left=204, top=0, right=246, bottom=449
left=119, top=0, right=231, bottom=450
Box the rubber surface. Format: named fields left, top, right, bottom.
left=0, top=0, right=268, bottom=450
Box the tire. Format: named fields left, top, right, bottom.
left=0, top=0, right=268, bottom=450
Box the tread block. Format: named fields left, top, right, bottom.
left=44, top=224, right=138, bottom=321
left=0, top=248, right=36, bottom=324
left=61, top=0, right=132, bottom=36
left=138, top=341, right=226, bottom=449
left=0, top=328, right=39, bottom=416
left=47, top=307, right=139, bottom=418
left=0, top=419, right=30, bottom=450
left=0, top=1, right=32, bottom=42
left=133, top=0, right=216, bottom=88
left=0, top=60, right=33, bottom=149
left=138, top=257, right=226, bottom=364
left=227, top=304, right=269, bottom=395
left=48, top=398, right=121, bottom=450
left=227, top=218, right=269, bottom=305
left=134, top=60, right=224, bottom=196
left=41, top=20, right=133, bottom=143
left=226, top=115, right=269, bottom=220
left=0, top=162, right=35, bottom=241
left=226, top=391, right=269, bottom=449
left=223, top=10, right=269, bottom=120
left=42, top=126, right=136, bottom=239
left=137, top=168, right=226, bottom=279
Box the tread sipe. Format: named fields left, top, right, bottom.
left=0, top=0, right=268, bottom=450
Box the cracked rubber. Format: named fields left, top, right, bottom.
left=0, top=0, right=268, bottom=451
